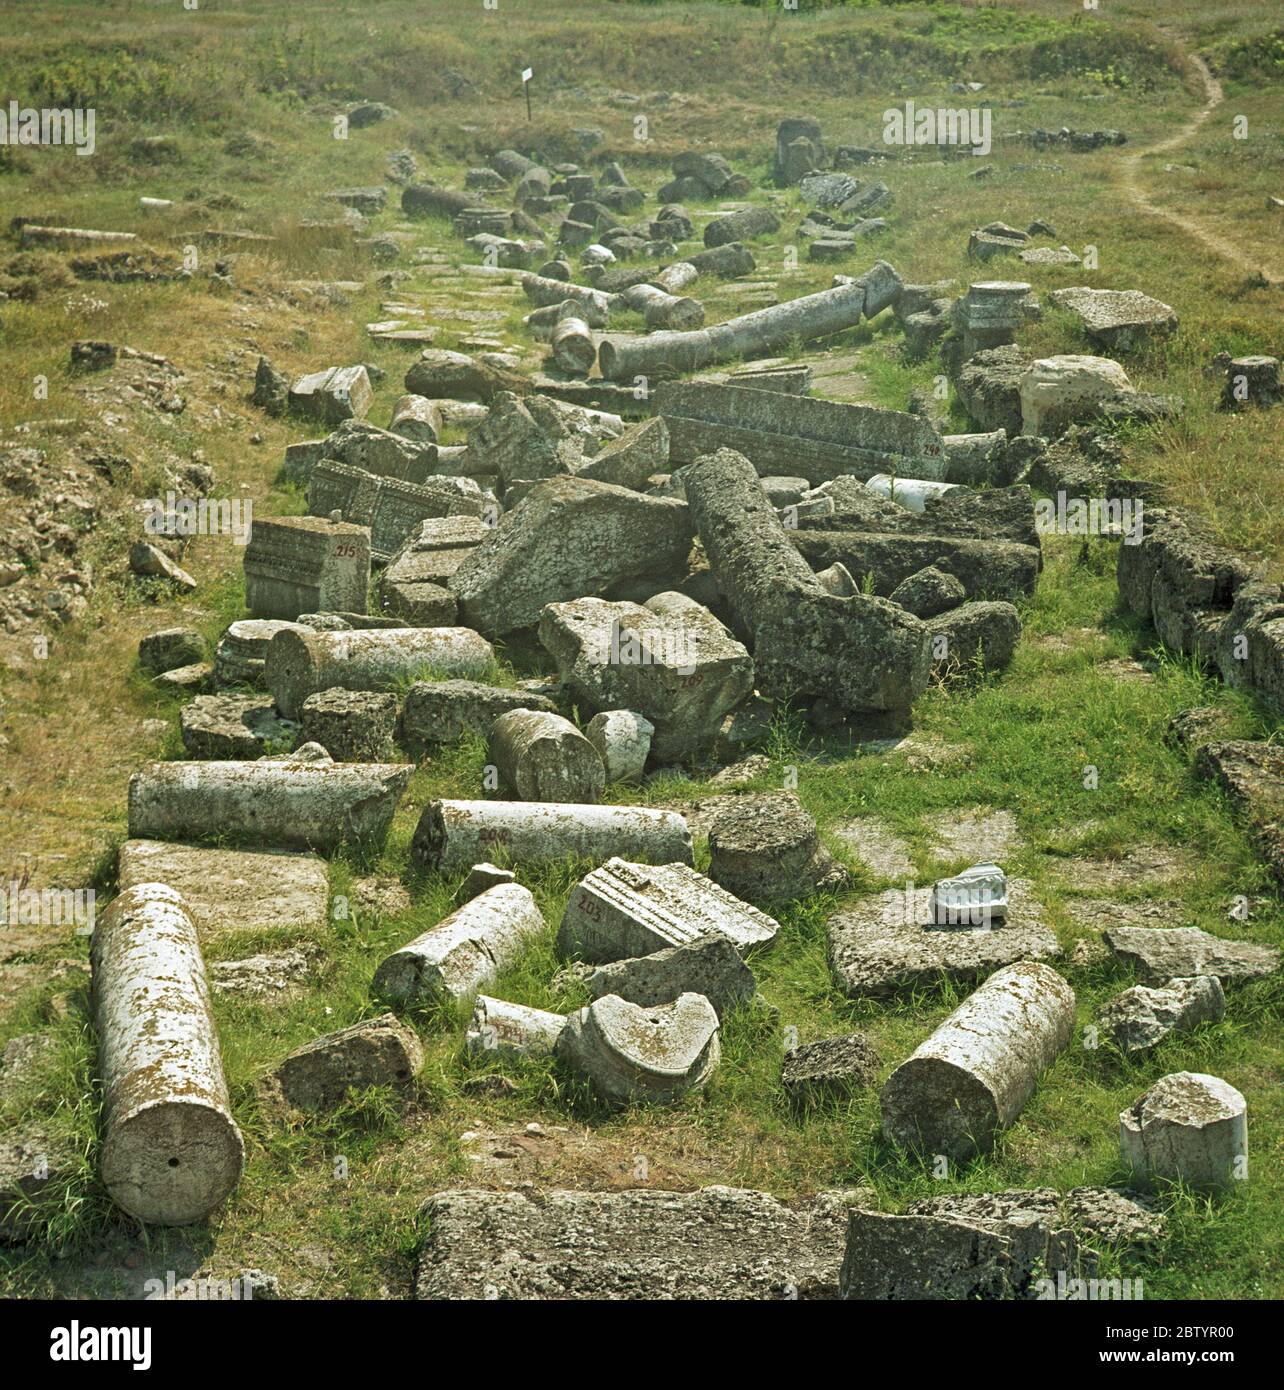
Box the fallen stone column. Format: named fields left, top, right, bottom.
left=372, top=883, right=546, bottom=1004
left=488, top=709, right=606, bottom=803
left=520, top=272, right=614, bottom=319
left=549, top=309, right=596, bottom=376
left=622, top=282, right=705, bottom=332
left=681, top=242, right=757, bottom=279
left=412, top=799, right=693, bottom=873
left=865, top=474, right=965, bottom=513
left=128, top=759, right=413, bottom=853
left=20, top=224, right=138, bottom=248
left=389, top=394, right=443, bottom=443
left=598, top=272, right=889, bottom=381
left=880, top=961, right=1076, bottom=1160
left=654, top=261, right=698, bottom=294
left=684, top=447, right=930, bottom=712
left=466, top=995, right=567, bottom=1057
left=266, top=626, right=495, bottom=718
left=92, top=884, right=244, bottom=1225
left=525, top=296, right=610, bottom=333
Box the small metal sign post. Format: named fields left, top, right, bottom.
left=522, top=67, right=533, bottom=121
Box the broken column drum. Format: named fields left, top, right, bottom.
left=622, top=282, right=705, bottom=332
left=412, top=799, right=693, bottom=872
left=549, top=309, right=596, bottom=376
left=92, top=883, right=244, bottom=1225
left=880, top=961, right=1076, bottom=1160
left=266, top=625, right=495, bottom=719
left=372, top=883, right=546, bottom=1004
left=488, top=708, right=606, bottom=803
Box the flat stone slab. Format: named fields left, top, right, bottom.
left=1048, top=287, right=1178, bottom=352
left=926, top=808, right=1022, bottom=863
left=414, top=1186, right=862, bottom=1299
left=828, top=878, right=1059, bottom=997
left=1063, top=898, right=1180, bottom=935
left=904, top=1186, right=1164, bottom=1253
left=832, top=818, right=914, bottom=881
left=1104, top=926, right=1280, bottom=984
left=1049, top=843, right=1192, bottom=890
left=117, top=840, right=328, bottom=939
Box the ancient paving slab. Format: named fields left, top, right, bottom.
left=117, top=840, right=328, bottom=939
left=828, top=878, right=1059, bottom=997
left=414, top=1186, right=862, bottom=1299
left=1062, top=898, right=1181, bottom=935
left=1047, top=844, right=1192, bottom=891
left=926, top=808, right=1022, bottom=863
left=830, top=818, right=915, bottom=881
left=1048, top=287, right=1178, bottom=353
left=209, top=947, right=314, bottom=1001
left=1104, top=926, right=1280, bottom=985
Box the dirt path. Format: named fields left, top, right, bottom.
left=1117, top=49, right=1279, bottom=283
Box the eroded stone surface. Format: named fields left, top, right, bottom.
left=1098, top=976, right=1225, bottom=1054
left=1104, top=926, right=1279, bottom=984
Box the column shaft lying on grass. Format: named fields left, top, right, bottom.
left=92, top=884, right=244, bottom=1225
left=266, top=625, right=495, bottom=719
left=596, top=263, right=900, bottom=382
left=684, top=446, right=930, bottom=713
left=549, top=312, right=596, bottom=376
left=128, top=759, right=412, bottom=853
left=621, top=283, right=705, bottom=332
left=372, top=883, right=546, bottom=1005
left=412, top=798, right=693, bottom=873
left=879, top=961, right=1076, bottom=1161
left=520, top=272, right=614, bottom=319
left=488, top=709, right=606, bottom=804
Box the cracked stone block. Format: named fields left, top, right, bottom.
left=1104, top=926, right=1279, bottom=985
left=1097, top=976, right=1225, bottom=1055
left=707, top=792, right=846, bottom=904
left=1120, top=1072, right=1247, bottom=1192
left=270, top=1013, right=423, bottom=1112
left=583, top=934, right=756, bottom=1020
left=180, top=694, right=300, bottom=760
left=782, top=1033, right=881, bottom=1101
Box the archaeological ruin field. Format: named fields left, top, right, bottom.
left=0, top=0, right=1282, bottom=1313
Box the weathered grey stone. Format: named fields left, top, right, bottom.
left=178, top=694, right=298, bottom=760
left=488, top=708, right=605, bottom=803
left=214, top=619, right=311, bottom=690
left=1049, top=287, right=1177, bottom=353
left=244, top=516, right=371, bottom=621
left=556, top=991, right=720, bottom=1105
left=925, top=600, right=1022, bottom=674
left=1098, top=976, right=1225, bottom=1055
left=453, top=866, right=514, bottom=906
left=288, top=365, right=373, bottom=424
left=415, top=1185, right=859, bottom=1299
left=449, top=476, right=693, bottom=636
left=129, top=541, right=196, bottom=591
left=139, top=627, right=206, bottom=675
left=583, top=934, right=755, bottom=1021
left=707, top=792, right=846, bottom=904
left=466, top=995, right=565, bottom=1058
left=704, top=207, right=780, bottom=247
left=586, top=709, right=654, bottom=782
left=399, top=679, right=556, bottom=751
left=272, top=1013, right=423, bottom=1112
left=0, top=1125, right=77, bottom=1243
left=783, top=1033, right=880, bottom=1100
left=658, top=381, right=945, bottom=482
left=300, top=688, right=397, bottom=762
left=117, top=840, right=328, bottom=939
left=685, top=448, right=931, bottom=713
left=127, top=759, right=411, bottom=853
left=155, top=662, right=213, bottom=692
left=1194, top=739, right=1284, bottom=888
left=890, top=565, right=966, bottom=618
left=538, top=594, right=753, bottom=764
left=955, top=344, right=1030, bottom=436
left=373, top=883, right=546, bottom=1005
left=1104, top=926, right=1279, bottom=984
left=1020, top=355, right=1135, bottom=437
left=1221, top=355, right=1282, bottom=410
left=559, top=857, right=778, bottom=963
left=840, top=1208, right=1073, bottom=1301
left=91, top=884, right=244, bottom=1224
left=576, top=417, right=670, bottom=491
left=266, top=625, right=494, bottom=719
left=209, top=948, right=312, bottom=1000
left=316, top=418, right=438, bottom=484
left=880, top=962, right=1075, bottom=1160
left=1120, top=1072, right=1247, bottom=1192
left=598, top=267, right=899, bottom=381
left=828, top=878, right=1058, bottom=997
left=413, top=800, right=693, bottom=873
left=388, top=393, right=443, bottom=443
left=774, top=117, right=826, bottom=186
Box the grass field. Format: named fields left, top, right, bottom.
left=0, top=0, right=1281, bottom=1299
